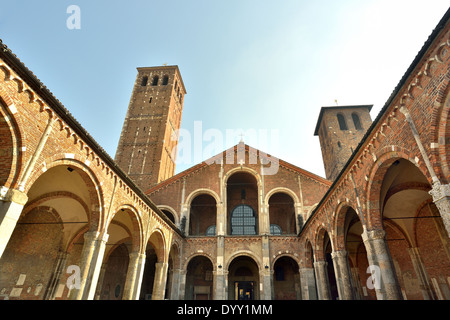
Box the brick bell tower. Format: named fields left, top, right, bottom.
left=115, top=66, right=186, bottom=190
left=314, top=105, right=372, bottom=181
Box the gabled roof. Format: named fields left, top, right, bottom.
left=146, top=142, right=331, bottom=194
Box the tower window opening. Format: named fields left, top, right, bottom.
left=141, top=76, right=148, bottom=86
left=149, top=97, right=152, bottom=103
left=337, top=113, right=348, bottom=130
left=352, top=112, right=362, bottom=130
left=162, top=75, right=169, bottom=85
left=152, top=76, right=159, bottom=86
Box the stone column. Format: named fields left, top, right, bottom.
left=69, top=231, right=109, bottom=300
left=300, top=267, right=317, bottom=300
left=152, top=262, right=168, bottom=300
left=362, top=228, right=402, bottom=300
left=123, top=252, right=146, bottom=300
left=314, top=260, right=331, bottom=300
left=168, top=268, right=181, bottom=300
left=331, top=250, right=355, bottom=300
left=261, top=235, right=272, bottom=300
left=0, top=187, right=28, bottom=258
left=429, top=182, right=450, bottom=237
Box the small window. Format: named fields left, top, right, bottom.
left=175, top=80, right=178, bottom=90
left=270, top=224, right=282, bottom=235
left=352, top=112, right=362, bottom=130
left=152, top=76, right=159, bottom=86
left=206, top=225, right=216, bottom=236
left=162, top=75, right=169, bottom=85
left=149, top=97, right=152, bottom=103
left=141, top=76, right=148, bottom=86
left=337, top=113, right=348, bottom=130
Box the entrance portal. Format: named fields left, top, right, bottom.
left=235, top=281, right=254, bottom=300
left=228, top=256, right=260, bottom=300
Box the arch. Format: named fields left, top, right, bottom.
left=268, top=191, right=296, bottom=234
left=224, top=166, right=262, bottom=187
left=157, top=205, right=178, bottom=225
left=25, top=157, right=104, bottom=231
left=272, top=255, right=301, bottom=300
left=146, top=228, right=166, bottom=262
left=188, top=193, right=217, bottom=236
left=365, top=150, right=431, bottom=230
left=0, top=95, right=23, bottom=188
left=225, top=250, right=262, bottom=272
left=264, top=187, right=300, bottom=205
left=227, top=254, right=261, bottom=300
left=184, top=254, right=214, bottom=300
left=107, top=204, right=144, bottom=253
left=185, top=188, right=220, bottom=206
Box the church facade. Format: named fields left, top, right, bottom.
left=0, top=9, right=449, bottom=301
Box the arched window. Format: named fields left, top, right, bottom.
left=337, top=113, right=348, bottom=130
left=270, top=224, right=282, bottom=235
left=206, top=225, right=216, bottom=236
left=352, top=112, right=362, bottom=130
left=231, top=205, right=256, bottom=235
left=152, top=75, right=159, bottom=86
left=162, top=75, right=169, bottom=85
left=141, top=76, right=148, bottom=86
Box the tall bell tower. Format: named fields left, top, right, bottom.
left=115, top=65, right=186, bottom=190
left=314, top=105, right=372, bottom=181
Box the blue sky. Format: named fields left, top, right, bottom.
left=1, top=1, right=449, bottom=178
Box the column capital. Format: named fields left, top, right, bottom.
left=362, top=228, right=386, bottom=242
left=429, top=182, right=450, bottom=202
left=331, top=250, right=348, bottom=259
left=0, top=187, right=28, bottom=205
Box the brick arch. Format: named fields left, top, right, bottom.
left=302, top=239, right=315, bottom=268
left=107, top=204, right=144, bottom=253
left=264, top=187, right=300, bottom=205
left=332, top=200, right=361, bottom=251
left=313, top=226, right=332, bottom=261
left=223, top=166, right=262, bottom=187
left=146, top=228, right=166, bottom=263
left=225, top=250, right=262, bottom=272
left=271, top=253, right=300, bottom=270
left=365, top=150, right=429, bottom=230
left=24, top=156, right=104, bottom=232
left=168, top=240, right=182, bottom=269
left=0, top=95, right=23, bottom=188
left=182, top=252, right=215, bottom=271
left=434, top=85, right=450, bottom=182
left=185, top=188, right=220, bottom=206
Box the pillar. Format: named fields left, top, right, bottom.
left=314, top=260, right=331, bottom=300
left=300, top=267, right=317, bottom=300
left=407, top=247, right=435, bottom=300
left=0, top=187, right=28, bottom=258
left=331, top=250, right=355, bottom=300
left=362, top=228, right=402, bottom=300
left=152, top=262, right=168, bottom=300
left=123, top=252, right=146, bottom=300
left=69, top=231, right=109, bottom=300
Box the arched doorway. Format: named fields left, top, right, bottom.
left=185, top=255, right=214, bottom=300
left=323, top=231, right=338, bottom=300
left=228, top=256, right=260, bottom=300
left=273, top=256, right=300, bottom=300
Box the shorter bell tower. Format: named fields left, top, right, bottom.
left=314, top=105, right=372, bottom=181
